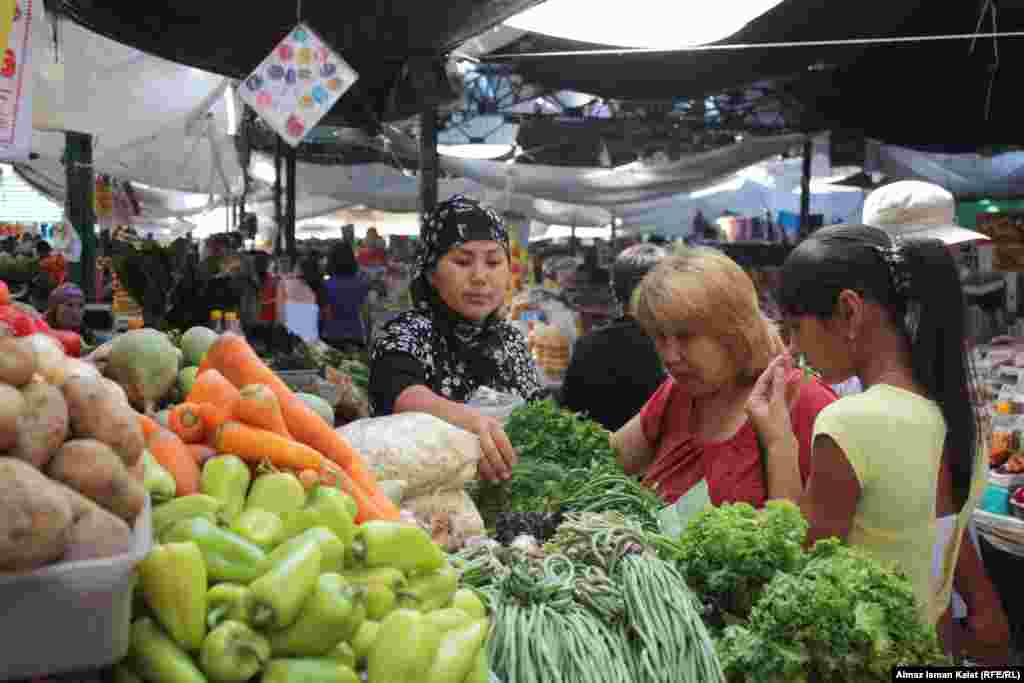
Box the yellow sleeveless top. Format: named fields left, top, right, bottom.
left=813, top=384, right=947, bottom=625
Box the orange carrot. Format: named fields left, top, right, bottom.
left=138, top=413, right=164, bottom=441
left=212, top=421, right=323, bottom=471
left=148, top=430, right=201, bottom=496
left=187, top=444, right=217, bottom=467
left=298, top=468, right=320, bottom=491
left=168, top=403, right=206, bottom=444
left=234, top=384, right=292, bottom=439
left=186, top=368, right=240, bottom=411
left=200, top=333, right=398, bottom=521
left=197, top=402, right=232, bottom=438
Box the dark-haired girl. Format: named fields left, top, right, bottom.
left=747, top=223, right=984, bottom=629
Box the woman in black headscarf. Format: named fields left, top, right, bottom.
left=370, top=195, right=545, bottom=482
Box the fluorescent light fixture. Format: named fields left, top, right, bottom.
left=225, top=85, right=239, bottom=136
left=437, top=144, right=514, bottom=160
left=504, top=0, right=784, bottom=49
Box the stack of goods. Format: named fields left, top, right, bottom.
left=528, top=322, right=571, bottom=380
left=659, top=501, right=949, bottom=682
left=122, top=467, right=491, bottom=683
left=107, top=256, right=144, bottom=321
left=0, top=332, right=149, bottom=573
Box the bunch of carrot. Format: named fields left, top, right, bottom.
left=136, top=334, right=399, bottom=523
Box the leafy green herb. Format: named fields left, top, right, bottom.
left=504, top=400, right=616, bottom=469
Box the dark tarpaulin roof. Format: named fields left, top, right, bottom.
left=490, top=0, right=1024, bottom=147
left=47, top=0, right=543, bottom=126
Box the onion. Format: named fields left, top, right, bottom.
left=25, top=333, right=67, bottom=386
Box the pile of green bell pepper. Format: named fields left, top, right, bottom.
left=122, top=470, right=493, bottom=683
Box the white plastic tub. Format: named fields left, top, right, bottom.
left=0, top=497, right=152, bottom=680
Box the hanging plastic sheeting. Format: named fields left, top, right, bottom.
left=873, top=142, right=1024, bottom=198
left=433, top=132, right=807, bottom=206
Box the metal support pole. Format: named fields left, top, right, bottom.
left=285, top=144, right=298, bottom=263
left=419, top=107, right=439, bottom=218
left=65, top=131, right=96, bottom=300
left=274, top=137, right=283, bottom=256
left=799, top=136, right=813, bottom=239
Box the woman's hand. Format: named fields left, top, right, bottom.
left=746, top=354, right=796, bottom=446
left=472, top=414, right=517, bottom=483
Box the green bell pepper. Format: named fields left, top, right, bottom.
left=351, top=520, right=446, bottom=574
left=350, top=619, right=380, bottom=667
left=207, top=583, right=251, bottom=629
left=137, top=542, right=208, bottom=651
left=281, top=485, right=355, bottom=551
left=112, top=662, right=144, bottom=683
left=153, top=494, right=223, bottom=537
left=230, top=508, right=285, bottom=549
left=268, top=572, right=365, bottom=657
left=398, top=564, right=459, bottom=612
left=451, top=588, right=488, bottom=620
left=272, top=526, right=346, bottom=573
left=340, top=567, right=406, bottom=621
left=163, top=517, right=268, bottom=584
left=423, top=608, right=473, bottom=634
left=261, top=659, right=359, bottom=683
left=465, top=645, right=490, bottom=683
left=199, top=620, right=271, bottom=683
left=201, top=455, right=252, bottom=524
left=367, top=609, right=442, bottom=683
left=142, top=449, right=177, bottom=503
left=424, top=618, right=489, bottom=683
left=328, top=641, right=356, bottom=670
left=248, top=535, right=322, bottom=630
left=130, top=617, right=208, bottom=683
left=246, top=472, right=306, bottom=517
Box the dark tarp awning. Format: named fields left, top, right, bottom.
left=46, top=0, right=543, bottom=127
left=489, top=0, right=1024, bottom=148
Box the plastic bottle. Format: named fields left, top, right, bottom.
left=210, top=309, right=224, bottom=333
left=224, top=311, right=243, bottom=335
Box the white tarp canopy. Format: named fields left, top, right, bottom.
left=872, top=142, right=1024, bottom=198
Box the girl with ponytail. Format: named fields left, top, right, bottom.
left=745, top=223, right=982, bottom=631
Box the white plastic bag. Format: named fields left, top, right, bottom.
left=404, top=490, right=485, bottom=551
left=466, top=386, right=525, bottom=424
left=337, top=413, right=481, bottom=498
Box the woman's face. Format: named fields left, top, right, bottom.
left=55, top=297, right=85, bottom=330
left=430, top=241, right=510, bottom=321
left=786, top=314, right=855, bottom=384
left=652, top=331, right=736, bottom=396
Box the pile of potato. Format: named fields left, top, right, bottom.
left=0, top=332, right=148, bottom=572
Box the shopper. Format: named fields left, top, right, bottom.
left=748, top=223, right=978, bottom=628
left=46, top=282, right=94, bottom=345
left=321, top=241, right=371, bottom=351
left=864, top=180, right=1008, bottom=661
left=561, top=244, right=668, bottom=431
left=370, top=195, right=545, bottom=482
left=610, top=248, right=836, bottom=507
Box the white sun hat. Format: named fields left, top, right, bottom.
left=862, top=180, right=990, bottom=245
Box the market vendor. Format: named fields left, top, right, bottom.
left=609, top=248, right=836, bottom=507
left=746, top=223, right=979, bottom=629
left=46, top=282, right=94, bottom=346
left=370, top=195, right=546, bottom=482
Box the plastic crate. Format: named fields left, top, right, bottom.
left=0, top=497, right=153, bottom=681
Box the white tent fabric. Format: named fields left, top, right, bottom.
left=873, top=142, right=1024, bottom=198
left=434, top=133, right=807, bottom=206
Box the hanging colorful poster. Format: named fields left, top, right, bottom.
left=238, top=23, right=358, bottom=147
left=0, top=0, right=33, bottom=161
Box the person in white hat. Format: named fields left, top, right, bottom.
left=863, top=180, right=991, bottom=246
left=865, top=180, right=1008, bottom=663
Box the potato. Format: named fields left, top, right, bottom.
left=0, top=457, right=74, bottom=571
left=0, top=336, right=36, bottom=387
left=59, top=481, right=133, bottom=563
left=0, top=382, right=25, bottom=451
left=9, top=380, right=70, bottom=469
left=102, top=378, right=130, bottom=406
left=47, top=439, right=146, bottom=522
left=62, top=375, right=145, bottom=467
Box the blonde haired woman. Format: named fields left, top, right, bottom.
left=611, top=248, right=836, bottom=506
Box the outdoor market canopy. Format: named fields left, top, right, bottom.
left=46, top=0, right=544, bottom=126
left=487, top=0, right=1024, bottom=147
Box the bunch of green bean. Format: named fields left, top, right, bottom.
left=618, top=553, right=726, bottom=683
